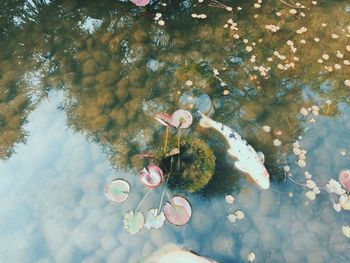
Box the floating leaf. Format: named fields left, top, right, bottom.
left=144, top=208, right=166, bottom=230
left=131, top=0, right=150, bottom=7
left=105, top=179, right=130, bottom=203
left=170, top=110, right=193, bottom=129
left=163, top=196, right=192, bottom=226
left=123, top=211, right=144, bottom=235
left=339, top=170, right=350, bottom=191
left=154, top=112, right=172, bottom=127
left=139, top=164, right=164, bottom=188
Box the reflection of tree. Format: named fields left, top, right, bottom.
left=0, top=0, right=349, bottom=187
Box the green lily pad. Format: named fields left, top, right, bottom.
left=105, top=179, right=130, bottom=203
left=144, top=208, right=166, bottom=230
left=123, top=211, right=144, bottom=235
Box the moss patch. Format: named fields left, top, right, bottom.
left=158, top=137, right=215, bottom=193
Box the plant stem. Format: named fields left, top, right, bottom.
left=163, top=126, right=169, bottom=154
left=135, top=188, right=152, bottom=212
left=157, top=158, right=173, bottom=214
left=177, top=128, right=181, bottom=151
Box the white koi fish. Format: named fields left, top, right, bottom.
left=198, top=112, right=270, bottom=189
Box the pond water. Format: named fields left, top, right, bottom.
left=1, top=0, right=350, bottom=262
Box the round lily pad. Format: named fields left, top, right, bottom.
left=140, top=164, right=164, bottom=188
left=163, top=196, right=192, bottom=226
left=105, top=179, right=130, bottom=203
left=170, top=109, right=193, bottom=129
left=131, top=0, right=150, bottom=7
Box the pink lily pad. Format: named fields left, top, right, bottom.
left=154, top=112, right=172, bottom=127
left=105, top=179, right=130, bottom=203
left=163, top=196, right=192, bottom=226
left=140, top=164, right=164, bottom=188
left=131, top=0, right=150, bottom=7
left=170, top=109, right=193, bottom=129
left=339, top=170, right=350, bottom=191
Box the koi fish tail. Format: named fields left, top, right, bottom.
left=198, top=111, right=213, bottom=128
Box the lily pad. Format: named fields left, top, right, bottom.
left=163, top=196, right=192, bottom=226
left=140, top=164, right=164, bottom=188
left=170, top=109, right=193, bottom=129
left=123, top=211, right=144, bottom=235
left=144, top=208, right=166, bottom=230
left=105, top=179, right=130, bottom=203
left=131, top=0, right=150, bottom=7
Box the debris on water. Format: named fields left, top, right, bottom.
left=225, top=195, right=235, bottom=204
left=342, top=226, right=350, bottom=239
left=306, top=180, right=317, bottom=189
left=340, top=149, right=347, bottom=156
left=273, top=139, right=282, bottom=147
left=247, top=251, right=256, bottom=262
left=227, top=213, right=236, bottom=223
left=297, top=159, right=306, bottom=168
left=234, top=210, right=245, bottom=220
left=304, top=171, right=312, bottom=179
left=326, top=179, right=346, bottom=195
left=105, top=179, right=130, bottom=203
left=299, top=108, right=308, bottom=116
left=305, top=191, right=316, bottom=200
left=262, top=125, right=271, bottom=133
left=185, top=80, right=193, bottom=86
left=283, top=165, right=290, bottom=173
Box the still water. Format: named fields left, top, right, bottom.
left=1, top=0, right=350, bottom=262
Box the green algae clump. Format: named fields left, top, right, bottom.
left=159, top=137, right=215, bottom=193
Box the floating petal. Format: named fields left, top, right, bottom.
left=123, top=211, right=144, bottom=235
left=163, top=196, right=192, bottom=226
left=140, top=164, right=164, bottom=188
left=326, top=179, right=346, bottom=195
left=225, top=195, right=235, bottom=204
left=105, top=179, right=130, bottom=203
left=339, top=170, right=350, bottom=191
left=144, top=208, right=166, bottom=230
left=342, top=226, right=350, bottom=239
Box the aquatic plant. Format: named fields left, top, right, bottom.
left=159, top=137, right=216, bottom=192
left=131, top=0, right=150, bottom=7
left=163, top=196, right=192, bottom=226
left=139, top=164, right=164, bottom=188
left=105, top=179, right=130, bottom=203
